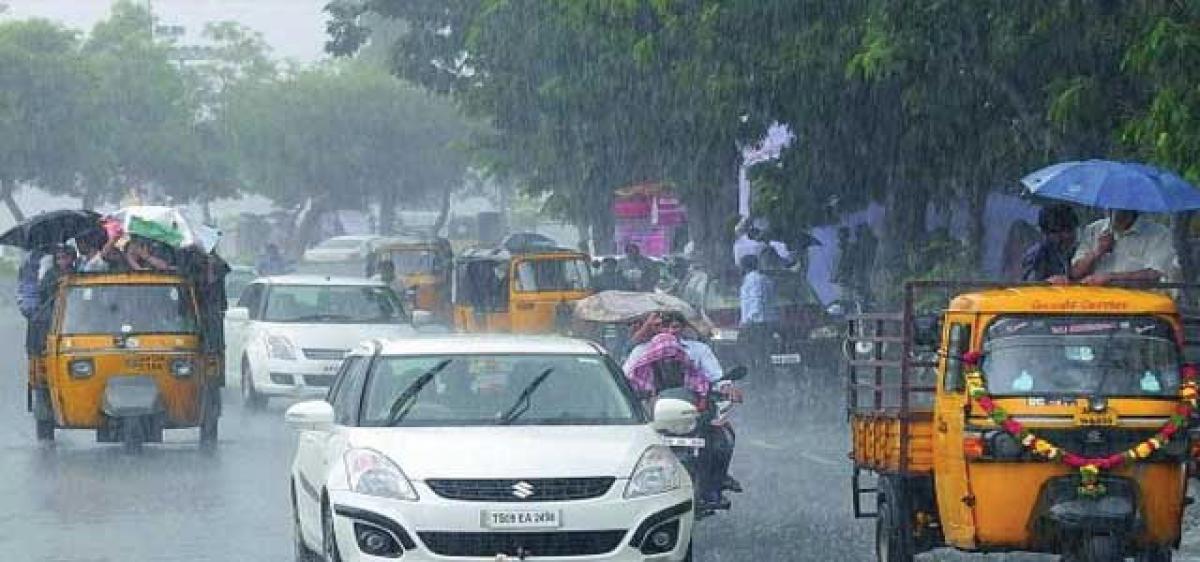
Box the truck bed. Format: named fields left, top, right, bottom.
left=850, top=411, right=934, bottom=474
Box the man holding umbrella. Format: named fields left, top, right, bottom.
left=1071, top=210, right=1180, bottom=285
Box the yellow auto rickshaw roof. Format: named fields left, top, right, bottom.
left=948, top=285, right=1178, bottom=315
left=65, top=271, right=187, bottom=286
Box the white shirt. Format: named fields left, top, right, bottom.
left=1072, top=217, right=1180, bottom=281
left=623, top=339, right=724, bottom=382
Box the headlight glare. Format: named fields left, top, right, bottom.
left=344, top=448, right=418, bottom=501
left=68, top=358, right=94, bottom=379
left=267, top=334, right=298, bottom=360
left=624, top=445, right=684, bottom=499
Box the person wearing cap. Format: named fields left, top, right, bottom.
left=1070, top=210, right=1180, bottom=285
left=1021, top=204, right=1079, bottom=283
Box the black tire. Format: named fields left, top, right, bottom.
left=875, top=478, right=915, bottom=562
left=1067, top=534, right=1123, bottom=562
left=322, top=499, right=343, bottom=562
left=241, top=359, right=267, bottom=410
left=35, top=419, right=54, bottom=441
left=1136, top=546, right=1172, bottom=562
left=33, top=388, right=54, bottom=442
left=199, top=385, right=220, bottom=448
left=293, top=485, right=320, bottom=562
left=122, top=417, right=144, bottom=453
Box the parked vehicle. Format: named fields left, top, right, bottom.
left=287, top=335, right=696, bottom=561
left=29, top=271, right=222, bottom=450
left=452, top=246, right=593, bottom=334
left=295, top=235, right=383, bottom=277
left=848, top=281, right=1198, bottom=562
left=224, top=275, right=415, bottom=408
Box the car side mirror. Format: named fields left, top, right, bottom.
left=652, top=398, right=699, bottom=435
left=723, top=366, right=748, bottom=382
left=285, top=400, right=335, bottom=431
left=225, top=307, right=250, bottom=322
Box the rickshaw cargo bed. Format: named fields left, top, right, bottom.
left=851, top=412, right=933, bottom=474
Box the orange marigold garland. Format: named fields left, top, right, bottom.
left=962, top=354, right=1198, bottom=499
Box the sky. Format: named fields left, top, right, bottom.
left=1, top=0, right=330, bottom=62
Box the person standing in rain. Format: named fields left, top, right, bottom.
left=256, top=243, right=289, bottom=276
left=1021, top=203, right=1079, bottom=283
left=619, top=243, right=659, bottom=292
left=738, top=254, right=777, bottom=372
left=592, top=257, right=625, bottom=292
left=1070, top=210, right=1180, bottom=285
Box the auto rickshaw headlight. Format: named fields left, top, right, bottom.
left=171, top=358, right=194, bottom=378
left=68, top=358, right=94, bottom=379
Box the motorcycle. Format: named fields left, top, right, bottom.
left=656, top=365, right=748, bottom=519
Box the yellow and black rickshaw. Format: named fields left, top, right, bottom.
left=28, top=271, right=223, bottom=451
left=452, top=246, right=594, bottom=333
left=367, top=235, right=454, bottom=319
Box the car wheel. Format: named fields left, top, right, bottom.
left=293, top=484, right=320, bottom=562
left=322, top=499, right=343, bottom=562
left=199, top=385, right=220, bottom=448
left=241, top=358, right=267, bottom=410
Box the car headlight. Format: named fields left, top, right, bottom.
left=68, top=358, right=94, bottom=379
left=624, top=445, right=685, bottom=499
left=344, top=448, right=418, bottom=501
left=267, top=334, right=298, bottom=360
left=171, top=358, right=194, bottom=377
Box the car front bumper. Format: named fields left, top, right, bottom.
left=255, top=358, right=341, bottom=398
left=327, top=482, right=694, bottom=561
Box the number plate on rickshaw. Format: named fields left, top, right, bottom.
left=663, top=436, right=705, bottom=448
left=1074, top=411, right=1119, bottom=426
left=124, top=357, right=166, bottom=371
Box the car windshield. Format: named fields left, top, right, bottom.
left=61, top=284, right=198, bottom=335
left=982, top=316, right=1180, bottom=398
left=514, top=258, right=592, bottom=292
left=262, top=284, right=407, bottom=324
left=359, top=354, right=640, bottom=427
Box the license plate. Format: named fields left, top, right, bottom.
left=1074, top=411, right=1118, bottom=427
left=484, top=509, right=561, bottom=530
left=771, top=353, right=802, bottom=365
left=663, top=436, right=705, bottom=448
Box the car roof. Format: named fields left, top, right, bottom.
left=357, top=335, right=605, bottom=357
left=253, top=274, right=386, bottom=287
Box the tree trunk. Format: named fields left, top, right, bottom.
left=964, top=186, right=987, bottom=274
left=0, top=181, right=25, bottom=223
left=378, top=188, right=397, bottom=236
left=431, top=187, right=453, bottom=237
left=872, top=184, right=927, bottom=306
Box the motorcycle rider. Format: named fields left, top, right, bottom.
left=623, top=312, right=743, bottom=510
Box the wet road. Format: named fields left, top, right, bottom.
left=0, top=312, right=1196, bottom=561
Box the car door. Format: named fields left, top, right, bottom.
left=226, top=282, right=264, bottom=372
left=295, top=356, right=368, bottom=537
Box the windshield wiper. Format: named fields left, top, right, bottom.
left=386, top=359, right=452, bottom=426
left=497, top=368, right=554, bottom=425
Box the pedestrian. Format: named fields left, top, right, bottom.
left=738, top=254, right=777, bottom=373
left=1070, top=210, right=1180, bottom=285
left=1021, top=203, right=1079, bottom=283
left=619, top=243, right=660, bottom=292
left=256, top=243, right=290, bottom=276
left=16, top=248, right=47, bottom=320
left=592, top=257, right=624, bottom=292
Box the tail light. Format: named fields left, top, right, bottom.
left=963, top=432, right=986, bottom=459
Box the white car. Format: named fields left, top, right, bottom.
left=225, top=275, right=416, bottom=408
left=302, top=235, right=382, bottom=263
left=286, top=335, right=696, bottom=562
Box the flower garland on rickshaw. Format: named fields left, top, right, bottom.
left=960, top=351, right=1198, bottom=498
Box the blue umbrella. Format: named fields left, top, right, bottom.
left=1021, top=159, right=1200, bottom=213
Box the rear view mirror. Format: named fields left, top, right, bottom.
left=723, top=366, right=748, bottom=382
left=225, top=307, right=249, bottom=322
left=285, top=400, right=334, bottom=431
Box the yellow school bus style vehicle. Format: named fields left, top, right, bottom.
left=452, top=246, right=593, bottom=334
left=367, top=235, right=454, bottom=319
left=28, top=271, right=222, bottom=451
left=848, top=281, right=1197, bottom=562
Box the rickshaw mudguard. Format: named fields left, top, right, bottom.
left=1029, top=475, right=1142, bottom=540
left=102, top=376, right=164, bottom=418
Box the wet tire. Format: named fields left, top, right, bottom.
left=199, top=386, right=220, bottom=448
left=122, top=417, right=144, bottom=453
left=875, top=478, right=914, bottom=562
left=322, top=500, right=343, bottom=562
left=293, top=486, right=320, bottom=562
left=1136, top=546, right=1172, bottom=562
left=1067, top=534, right=1123, bottom=562
left=35, top=419, right=54, bottom=441
left=241, top=359, right=267, bottom=411
left=33, top=388, right=54, bottom=441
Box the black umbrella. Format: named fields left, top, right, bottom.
left=0, top=209, right=102, bottom=250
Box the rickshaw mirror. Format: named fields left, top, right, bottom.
left=225, top=307, right=250, bottom=322
left=652, top=398, right=699, bottom=435
left=285, top=400, right=334, bottom=431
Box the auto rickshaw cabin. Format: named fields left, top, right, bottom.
left=452, top=246, right=593, bottom=334
left=848, top=281, right=1197, bottom=562
left=367, top=235, right=454, bottom=318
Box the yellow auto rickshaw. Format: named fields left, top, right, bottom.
left=367, top=235, right=453, bottom=319
left=848, top=281, right=1197, bottom=562
left=27, top=271, right=223, bottom=451
left=452, top=246, right=594, bottom=333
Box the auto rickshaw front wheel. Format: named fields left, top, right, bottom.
left=122, top=417, right=145, bottom=453
left=1063, top=534, right=1123, bottom=562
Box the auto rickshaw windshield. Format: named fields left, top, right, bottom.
left=982, top=315, right=1179, bottom=397
left=61, top=284, right=198, bottom=335
left=514, top=258, right=591, bottom=292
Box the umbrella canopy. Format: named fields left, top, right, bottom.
left=0, top=209, right=101, bottom=250
left=572, top=290, right=713, bottom=336
left=1021, top=159, right=1200, bottom=213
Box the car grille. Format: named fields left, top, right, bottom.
left=302, top=348, right=348, bottom=361
left=418, top=530, right=625, bottom=557
left=303, top=374, right=335, bottom=387
left=425, top=478, right=615, bottom=502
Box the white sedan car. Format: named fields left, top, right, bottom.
left=225, top=275, right=416, bottom=408
left=287, top=335, right=696, bottom=561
